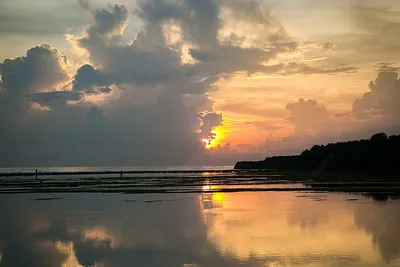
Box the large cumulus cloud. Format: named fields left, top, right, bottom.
left=0, top=2, right=223, bottom=167
left=353, top=69, right=400, bottom=118
left=0, top=0, right=360, bottom=167
left=285, top=99, right=328, bottom=135
left=0, top=44, right=71, bottom=96
left=0, top=44, right=75, bottom=149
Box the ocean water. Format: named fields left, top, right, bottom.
left=0, top=168, right=400, bottom=266
left=0, top=166, right=234, bottom=174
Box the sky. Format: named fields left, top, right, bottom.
left=0, top=0, right=400, bottom=167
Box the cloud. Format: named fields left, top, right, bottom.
left=0, top=80, right=5, bottom=94
left=78, top=0, right=90, bottom=10
left=27, top=91, right=82, bottom=110
left=269, top=42, right=299, bottom=53
left=285, top=99, right=328, bottom=135
left=135, top=0, right=185, bottom=23
left=352, top=71, right=400, bottom=118
left=281, top=62, right=358, bottom=75
left=71, top=5, right=185, bottom=87
left=217, top=0, right=289, bottom=46
left=189, top=46, right=277, bottom=76
left=374, top=63, right=400, bottom=72
left=0, top=44, right=71, bottom=96
left=0, top=0, right=367, bottom=166
left=91, top=4, right=128, bottom=36
left=72, top=64, right=110, bottom=93
left=199, top=112, right=223, bottom=140
left=0, top=3, right=226, bottom=167
left=135, top=0, right=346, bottom=79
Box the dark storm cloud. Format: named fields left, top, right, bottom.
left=27, top=91, right=82, bottom=110
left=91, top=4, right=128, bottom=35
left=0, top=43, right=73, bottom=128
left=184, top=0, right=221, bottom=46
left=137, top=0, right=354, bottom=79
left=189, top=46, right=276, bottom=75
left=0, top=79, right=5, bottom=94
left=0, top=0, right=360, bottom=167
left=75, top=5, right=183, bottom=88
left=352, top=71, right=400, bottom=118
left=135, top=0, right=185, bottom=22
left=137, top=0, right=221, bottom=45
left=0, top=2, right=224, bottom=167
left=135, top=0, right=284, bottom=77
left=72, top=64, right=110, bottom=93
left=189, top=47, right=356, bottom=77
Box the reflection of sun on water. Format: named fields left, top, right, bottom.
left=201, top=192, right=384, bottom=265
left=203, top=185, right=211, bottom=191
left=202, top=126, right=228, bottom=149
left=201, top=181, right=226, bottom=208
left=201, top=181, right=227, bottom=228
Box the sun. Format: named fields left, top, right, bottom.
left=202, top=126, right=228, bottom=149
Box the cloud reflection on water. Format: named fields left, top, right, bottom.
left=0, top=190, right=399, bottom=267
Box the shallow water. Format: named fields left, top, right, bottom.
left=0, top=183, right=400, bottom=267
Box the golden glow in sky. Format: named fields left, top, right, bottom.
left=202, top=126, right=229, bottom=149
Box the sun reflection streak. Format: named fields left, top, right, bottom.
left=201, top=180, right=226, bottom=230
left=203, top=185, right=211, bottom=191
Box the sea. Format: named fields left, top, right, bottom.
left=0, top=166, right=399, bottom=267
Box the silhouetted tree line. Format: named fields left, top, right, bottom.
left=235, top=133, right=400, bottom=173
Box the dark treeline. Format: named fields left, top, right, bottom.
left=234, top=133, right=400, bottom=173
